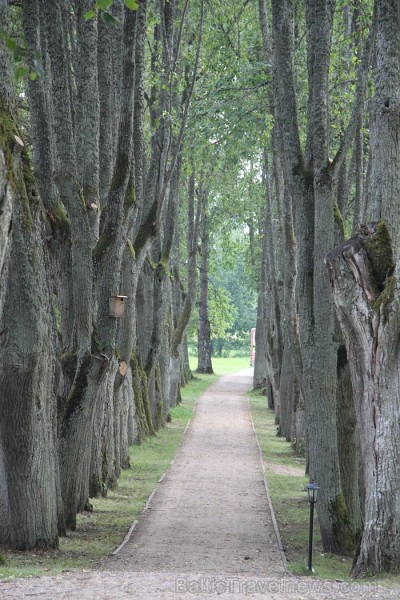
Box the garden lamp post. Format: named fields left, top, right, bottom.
left=306, top=481, right=320, bottom=573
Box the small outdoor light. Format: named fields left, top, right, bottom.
left=109, top=295, right=127, bottom=318
left=306, top=481, right=320, bottom=573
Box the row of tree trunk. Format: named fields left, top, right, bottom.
left=0, top=0, right=204, bottom=550
left=254, top=0, right=400, bottom=576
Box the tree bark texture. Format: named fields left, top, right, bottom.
left=327, top=0, right=400, bottom=576
left=336, top=344, right=363, bottom=537
left=0, top=0, right=204, bottom=549
left=254, top=150, right=283, bottom=413
left=0, top=120, right=59, bottom=550
left=327, top=221, right=400, bottom=575
left=197, top=209, right=213, bottom=374
left=270, top=0, right=367, bottom=553
left=0, top=137, right=13, bottom=314
left=369, top=0, right=400, bottom=246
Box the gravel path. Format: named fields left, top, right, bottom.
left=0, top=370, right=399, bottom=599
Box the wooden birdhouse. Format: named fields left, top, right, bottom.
left=109, top=295, right=127, bottom=318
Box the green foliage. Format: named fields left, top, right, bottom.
left=83, top=10, right=96, bottom=21
left=186, top=0, right=269, bottom=164
left=177, top=1, right=267, bottom=350
left=124, top=0, right=139, bottom=9
left=0, top=29, right=44, bottom=81
left=208, top=286, right=235, bottom=339
left=99, top=11, right=119, bottom=27
left=329, top=0, right=373, bottom=152
left=84, top=0, right=138, bottom=24
left=94, top=0, right=113, bottom=9
left=186, top=242, right=257, bottom=357
left=213, top=256, right=257, bottom=331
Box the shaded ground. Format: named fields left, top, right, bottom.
left=0, top=370, right=399, bottom=599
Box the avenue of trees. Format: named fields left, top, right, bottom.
left=1, top=0, right=400, bottom=580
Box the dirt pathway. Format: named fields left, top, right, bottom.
left=106, top=369, right=285, bottom=576
left=0, top=370, right=398, bottom=599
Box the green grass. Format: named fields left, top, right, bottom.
left=248, top=389, right=400, bottom=587
left=189, top=354, right=250, bottom=374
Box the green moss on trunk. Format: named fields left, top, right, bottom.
left=131, top=352, right=155, bottom=442
left=124, top=183, right=136, bottom=213
left=60, top=352, right=78, bottom=382
left=155, top=362, right=165, bottom=428
left=91, top=327, right=104, bottom=354
left=373, top=274, right=396, bottom=321
left=329, top=493, right=356, bottom=555
left=89, top=473, right=105, bottom=499
left=133, top=200, right=158, bottom=254
left=362, top=220, right=394, bottom=290
left=52, top=202, right=71, bottom=234
left=111, top=152, right=129, bottom=191
left=93, top=226, right=113, bottom=262
left=0, top=103, right=18, bottom=192
left=127, top=238, right=136, bottom=259
left=60, top=354, right=92, bottom=436
left=334, top=203, right=345, bottom=239
left=0, top=106, right=40, bottom=235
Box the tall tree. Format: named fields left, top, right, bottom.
left=270, top=0, right=374, bottom=553
left=0, top=5, right=59, bottom=548
left=197, top=197, right=213, bottom=374
left=327, top=0, right=400, bottom=576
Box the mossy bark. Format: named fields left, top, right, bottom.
left=328, top=494, right=356, bottom=555
left=0, top=106, right=59, bottom=550
left=155, top=362, right=165, bottom=429
left=197, top=208, right=213, bottom=374
left=327, top=220, right=400, bottom=575
left=131, top=352, right=155, bottom=442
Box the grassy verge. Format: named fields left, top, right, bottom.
left=189, top=355, right=249, bottom=374
left=0, top=357, right=245, bottom=579
left=248, top=389, right=352, bottom=580
left=248, top=389, right=400, bottom=587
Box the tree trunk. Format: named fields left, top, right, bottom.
left=336, top=344, right=363, bottom=538
left=327, top=0, right=400, bottom=576
left=0, top=112, right=59, bottom=550
left=0, top=10, right=13, bottom=288
left=271, top=0, right=359, bottom=554
left=253, top=291, right=268, bottom=390
left=197, top=210, right=213, bottom=374
left=0, top=138, right=13, bottom=314
left=327, top=221, right=400, bottom=575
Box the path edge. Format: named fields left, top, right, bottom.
left=246, top=392, right=290, bottom=574
left=110, top=375, right=222, bottom=556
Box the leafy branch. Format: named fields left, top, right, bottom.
left=0, top=29, right=44, bottom=80
left=84, top=0, right=139, bottom=26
